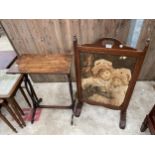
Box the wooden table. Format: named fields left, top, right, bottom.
left=0, top=51, right=17, bottom=69
left=8, top=54, right=74, bottom=124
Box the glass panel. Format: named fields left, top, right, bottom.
left=80, top=52, right=136, bottom=107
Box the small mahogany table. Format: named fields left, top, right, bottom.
left=0, top=51, right=17, bottom=69
left=140, top=104, right=155, bottom=134
left=8, top=54, right=74, bottom=123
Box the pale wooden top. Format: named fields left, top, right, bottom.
left=8, top=54, right=72, bottom=74
left=0, top=69, right=23, bottom=98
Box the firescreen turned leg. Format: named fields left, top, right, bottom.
left=119, top=109, right=127, bottom=129
left=74, top=101, right=83, bottom=117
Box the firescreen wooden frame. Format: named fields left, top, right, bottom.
left=73, top=37, right=150, bottom=129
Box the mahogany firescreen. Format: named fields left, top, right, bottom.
left=74, top=37, right=150, bottom=129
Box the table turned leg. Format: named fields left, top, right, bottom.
left=4, top=101, right=23, bottom=128
left=119, top=109, right=127, bottom=129
left=10, top=98, right=26, bottom=127
left=19, top=86, right=32, bottom=108
left=9, top=98, right=25, bottom=116
left=0, top=111, right=17, bottom=133
left=31, top=105, right=37, bottom=124
left=74, top=99, right=83, bottom=117
left=24, top=74, right=42, bottom=124
left=67, top=73, right=76, bottom=125
left=67, top=73, right=74, bottom=109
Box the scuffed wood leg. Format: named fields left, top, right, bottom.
left=119, top=110, right=127, bottom=129
left=140, top=115, right=148, bottom=132
left=10, top=98, right=25, bottom=116
left=31, top=106, right=37, bottom=124
left=19, top=86, right=32, bottom=108
left=4, top=102, right=23, bottom=128
left=74, top=101, right=83, bottom=117
left=71, top=99, right=77, bottom=125
left=67, top=74, right=74, bottom=109
left=0, top=111, right=17, bottom=133
left=10, top=98, right=26, bottom=127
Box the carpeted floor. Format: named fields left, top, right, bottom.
left=0, top=81, right=154, bottom=135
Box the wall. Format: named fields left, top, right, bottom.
left=137, top=19, right=155, bottom=80
left=1, top=19, right=131, bottom=82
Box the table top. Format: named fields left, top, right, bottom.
left=0, top=51, right=17, bottom=69
left=0, top=69, right=22, bottom=98
left=8, top=54, right=72, bottom=74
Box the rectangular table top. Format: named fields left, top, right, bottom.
left=0, top=51, right=17, bottom=69
left=0, top=69, right=22, bottom=98
left=7, top=54, right=72, bottom=74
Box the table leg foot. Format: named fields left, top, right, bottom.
left=74, top=101, right=83, bottom=117
left=71, top=114, right=74, bottom=125
left=67, top=74, right=74, bottom=111
left=140, top=115, right=148, bottom=132
left=119, top=110, right=126, bottom=129
left=38, top=98, right=42, bottom=104
left=31, top=107, right=37, bottom=124
left=24, top=74, right=42, bottom=124
left=31, top=98, right=42, bottom=124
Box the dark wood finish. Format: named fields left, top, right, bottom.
left=10, top=97, right=25, bottom=116
left=0, top=74, right=31, bottom=129
left=19, top=86, right=32, bottom=107
left=39, top=105, right=72, bottom=109
left=9, top=98, right=26, bottom=127
left=8, top=54, right=74, bottom=124
left=74, top=37, right=150, bottom=129
left=0, top=51, right=17, bottom=69
left=0, top=108, right=17, bottom=133
left=0, top=99, right=17, bottom=133
left=8, top=54, right=72, bottom=74
left=77, top=46, right=143, bottom=57
left=140, top=104, right=155, bottom=134
left=73, top=36, right=83, bottom=116
left=3, top=100, right=23, bottom=128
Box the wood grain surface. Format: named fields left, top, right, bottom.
left=8, top=54, right=72, bottom=74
